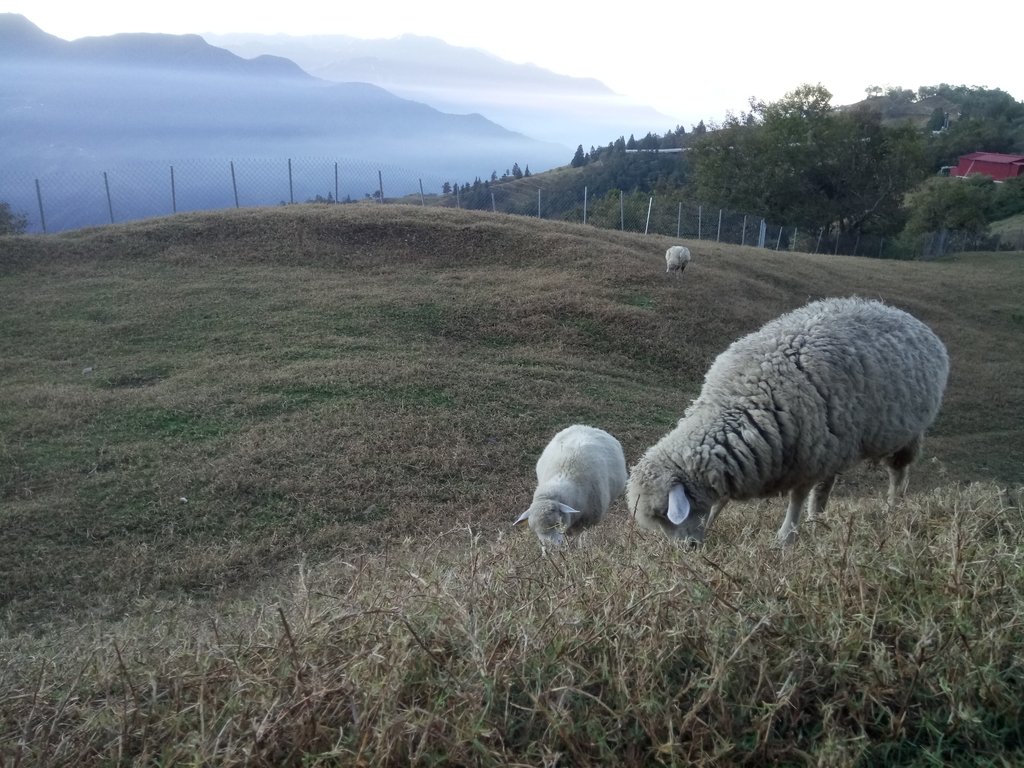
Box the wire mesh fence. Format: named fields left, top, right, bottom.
left=1, top=156, right=1015, bottom=259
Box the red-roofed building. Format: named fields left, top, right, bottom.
left=950, top=152, right=1024, bottom=181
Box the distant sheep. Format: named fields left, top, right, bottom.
left=626, top=297, right=949, bottom=546
left=514, top=424, right=628, bottom=547
left=665, top=245, right=691, bottom=276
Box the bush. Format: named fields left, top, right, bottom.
left=991, top=176, right=1024, bottom=220
left=0, top=201, right=29, bottom=235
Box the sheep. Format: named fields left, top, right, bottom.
left=665, top=245, right=691, bottom=276
left=514, top=424, right=628, bottom=547
left=626, top=297, right=949, bottom=547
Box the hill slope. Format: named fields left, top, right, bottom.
left=1, top=204, right=1021, bottom=628
left=1, top=206, right=1023, bottom=764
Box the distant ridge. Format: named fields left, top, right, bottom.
left=0, top=12, right=66, bottom=55
left=206, top=32, right=682, bottom=148
left=0, top=14, right=308, bottom=78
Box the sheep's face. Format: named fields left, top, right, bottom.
left=627, top=474, right=711, bottom=543
left=514, top=501, right=581, bottom=548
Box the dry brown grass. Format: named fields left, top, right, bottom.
left=1, top=204, right=1023, bottom=764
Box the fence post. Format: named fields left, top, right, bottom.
left=775, top=225, right=783, bottom=250
left=834, top=230, right=840, bottom=255
left=378, top=170, right=384, bottom=203
left=583, top=186, right=588, bottom=225
left=717, top=209, right=722, bottom=242
left=644, top=196, right=653, bottom=235
left=741, top=214, right=747, bottom=246
left=698, top=205, right=702, bottom=239
left=419, top=179, right=425, bottom=206
left=537, top=188, right=541, bottom=218
left=878, top=238, right=884, bottom=258
left=792, top=228, right=798, bottom=251
left=288, top=159, right=294, bottom=204
left=620, top=190, right=624, bottom=231
left=815, top=228, right=824, bottom=253
left=491, top=191, right=496, bottom=212
left=35, top=178, right=47, bottom=234
left=230, top=161, right=239, bottom=208
left=335, top=163, right=339, bottom=203
left=677, top=202, right=682, bottom=238
left=170, top=166, right=177, bottom=213
left=103, top=172, right=114, bottom=223
left=758, top=219, right=767, bottom=248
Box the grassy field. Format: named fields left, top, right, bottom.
left=1, top=204, right=1023, bottom=765
left=990, top=212, right=1024, bottom=250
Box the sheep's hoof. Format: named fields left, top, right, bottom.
left=775, top=527, right=799, bottom=548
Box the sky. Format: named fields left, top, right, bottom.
left=5, top=0, right=1022, bottom=130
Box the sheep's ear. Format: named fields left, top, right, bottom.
left=513, top=510, right=531, bottom=526
left=667, top=484, right=691, bottom=525
left=556, top=502, right=582, bottom=520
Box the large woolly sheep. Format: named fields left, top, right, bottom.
left=626, top=297, right=949, bottom=546
left=514, top=424, right=628, bottom=547
left=665, top=245, right=692, bottom=276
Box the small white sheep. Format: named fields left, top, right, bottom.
left=665, top=245, right=691, bottom=276
left=514, top=424, right=628, bottom=547
left=626, top=297, right=949, bottom=546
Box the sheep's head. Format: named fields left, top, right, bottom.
left=513, top=501, right=582, bottom=548
left=626, top=466, right=712, bottom=544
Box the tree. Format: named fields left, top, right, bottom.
left=903, top=175, right=995, bottom=236
left=571, top=144, right=586, bottom=168
left=926, top=108, right=947, bottom=132
left=0, top=202, right=29, bottom=235
left=693, top=84, right=927, bottom=236
left=884, top=86, right=915, bottom=103
left=512, top=163, right=523, bottom=179
left=991, top=176, right=1024, bottom=220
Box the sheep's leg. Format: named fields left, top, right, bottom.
left=886, top=436, right=922, bottom=506
left=777, top=483, right=813, bottom=546
left=704, top=498, right=729, bottom=533
left=807, top=475, right=837, bottom=522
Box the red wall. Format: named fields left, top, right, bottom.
left=953, top=156, right=1024, bottom=180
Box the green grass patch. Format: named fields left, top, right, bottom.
left=620, top=292, right=657, bottom=308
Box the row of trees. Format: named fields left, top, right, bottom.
left=550, top=83, right=1023, bottom=250
left=441, top=163, right=531, bottom=197
left=438, top=82, right=1022, bottom=253
left=689, top=83, right=1024, bottom=243
left=691, top=84, right=929, bottom=236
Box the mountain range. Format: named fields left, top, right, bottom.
left=0, top=13, right=573, bottom=178
left=0, top=13, right=682, bottom=231
left=204, top=32, right=679, bottom=149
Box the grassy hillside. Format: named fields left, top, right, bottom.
left=991, top=211, right=1024, bottom=250
left=1, top=205, right=1023, bottom=765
